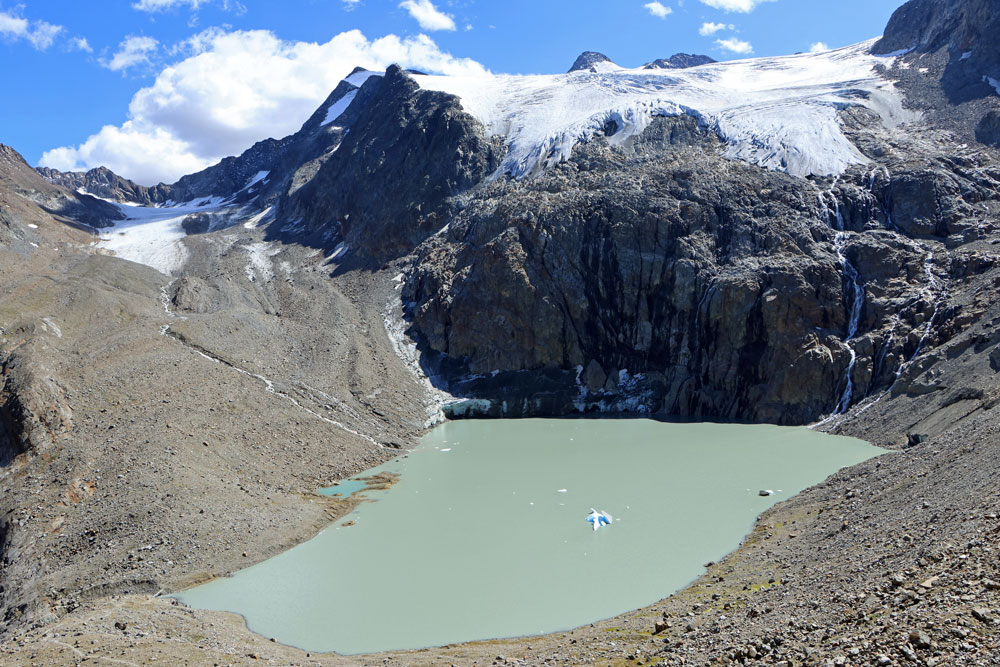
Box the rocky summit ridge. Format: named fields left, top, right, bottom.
left=1, top=0, right=1000, bottom=663
left=567, top=50, right=716, bottom=73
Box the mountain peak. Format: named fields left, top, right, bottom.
left=643, top=53, right=716, bottom=70
left=568, top=51, right=616, bottom=73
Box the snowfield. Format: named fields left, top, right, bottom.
left=413, top=40, right=913, bottom=179
left=96, top=198, right=227, bottom=275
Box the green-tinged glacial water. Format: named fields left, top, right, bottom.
left=176, top=418, right=882, bottom=655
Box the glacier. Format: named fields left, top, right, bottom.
left=413, top=40, right=914, bottom=179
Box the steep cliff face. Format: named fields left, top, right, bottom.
left=874, top=0, right=1000, bottom=119
left=283, top=65, right=505, bottom=265
left=404, top=107, right=1000, bottom=423
left=874, top=0, right=1000, bottom=74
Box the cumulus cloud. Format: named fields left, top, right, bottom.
left=809, top=42, right=829, bottom=53
left=40, top=29, right=488, bottom=185
left=644, top=2, right=672, bottom=18
left=699, top=22, right=732, bottom=36
left=342, top=0, right=361, bottom=9
left=0, top=9, right=64, bottom=50
left=699, top=0, right=773, bottom=12
left=104, top=35, right=160, bottom=72
left=715, top=37, right=753, bottom=54
left=399, top=0, right=456, bottom=31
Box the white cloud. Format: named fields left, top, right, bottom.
left=699, top=0, right=773, bottom=13
left=40, top=29, right=488, bottom=185
left=809, top=42, right=829, bottom=53
left=698, top=21, right=732, bottom=36
left=399, top=0, right=456, bottom=32
left=26, top=20, right=62, bottom=49
left=132, top=0, right=244, bottom=13
left=132, top=0, right=207, bottom=11
left=644, top=2, right=672, bottom=18
left=104, top=35, right=160, bottom=72
left=0, top=11, right=28, bottom=37
left=72, top=37, right=93, bottom=53
left=715, top=37, right=753, bottom=54
left=342, top=0, right=361, bottom=9
left=0, top=9, right=64, bottom=50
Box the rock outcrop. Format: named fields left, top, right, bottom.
left=1, top=145, right=122, bottom=230
left=643, top=53, right=716, bottom=69
left=404, top=110, right=1000, bottom=424
left=568, top=51, right=616, bottom=73
left=874, top=0, right=1000, bottom=107
left=37, top=166, right=171, bottom=206
left=281, top=65, right=504, bottom=265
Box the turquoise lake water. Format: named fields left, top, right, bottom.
left=176, top=418, right=882, bottom=655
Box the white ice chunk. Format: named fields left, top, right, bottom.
left=586, top=509, right=613, bottom=531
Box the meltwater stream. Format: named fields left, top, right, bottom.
left=175, top=419, right=882, bottom=655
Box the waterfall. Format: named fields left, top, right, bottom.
left=820, top=190, right=865, bottom=414
left=896, top=252, right=942, bottom=376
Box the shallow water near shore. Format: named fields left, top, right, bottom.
left=176, top=418, right=882, bottom=655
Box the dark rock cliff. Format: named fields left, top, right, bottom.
left=568, top=52, right=615, bottom=73
left=643, top=54, right=716, bottom=70
left=281, top=65, right=505, bottom=265
left=874, top=0, right=1000, bottom=106
left=37, top=166, right=171, bottom=206
left=403, top=108, right=1000, bottom=424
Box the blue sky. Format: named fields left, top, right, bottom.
left=0, top=0, right=904, bottom=185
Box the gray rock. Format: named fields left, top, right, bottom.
left=568, top=51, right=615, bottom=73
left=642, top=54, right=716, bottom=70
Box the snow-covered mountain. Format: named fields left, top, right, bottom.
left=42, top=37, right=914, bottom=268
left=29, top=0, right=1000, bottom=421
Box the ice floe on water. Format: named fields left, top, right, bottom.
left=414, top=40, right=914, bottom=179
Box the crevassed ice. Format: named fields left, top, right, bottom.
left=414, top=40, right=914, bottom=179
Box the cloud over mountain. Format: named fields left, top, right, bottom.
left=40, top=28, right=487, bottom=185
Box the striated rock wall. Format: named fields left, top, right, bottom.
left=404, top=115, right=1000, bottom=424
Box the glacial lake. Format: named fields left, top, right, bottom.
left=175, top=418, right=882, bottom=655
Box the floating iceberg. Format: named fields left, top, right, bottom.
left=586, top=509, right=613, bottom=531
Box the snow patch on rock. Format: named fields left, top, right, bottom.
left=322, top=91, right=359, bottom=127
